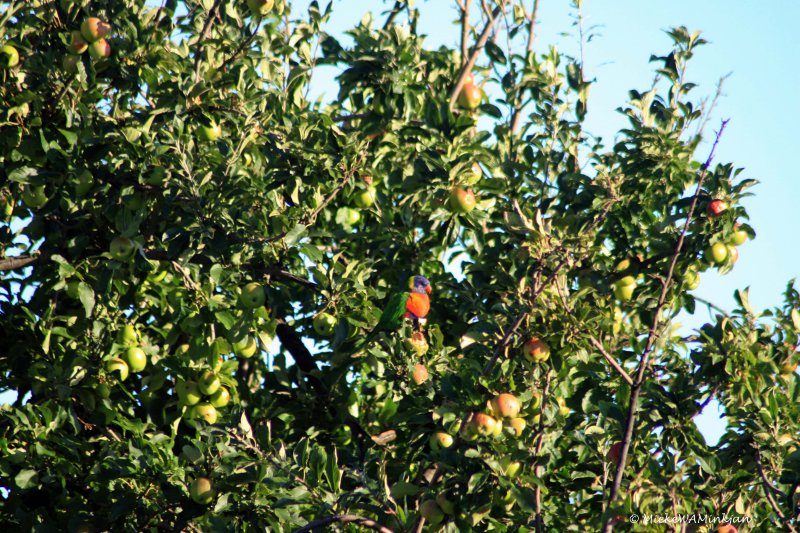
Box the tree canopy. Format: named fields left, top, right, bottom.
left=1, top=1, right=799, bottom=531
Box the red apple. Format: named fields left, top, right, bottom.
left=490, top=393, right=521, bottom=418
left=523, top=337, right=550, bottom=362
left=412, top=363, right=429, bottom=385
left=450, top=187, right=476, bottom=213
left=707, top=199, right=728, bottom=217
left=607, top=441, right=623, bottom=463
left=81, top=17, right=112, bottom=42
left=88, top=38, right=111, bottom=59
left=458, top=82, right=482, bottom=110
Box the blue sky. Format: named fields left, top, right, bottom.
left=293, top=0, right=800, bottom=444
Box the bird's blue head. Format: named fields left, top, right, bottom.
left=409, top=275, right=432, bottom=294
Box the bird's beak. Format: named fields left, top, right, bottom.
left=425, top=285, right=432, bottom=294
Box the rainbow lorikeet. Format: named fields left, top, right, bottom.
left=373, top=275, right=432, bottom=332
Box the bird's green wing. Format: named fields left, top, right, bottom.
left=374, top=291, right=409, bottom=333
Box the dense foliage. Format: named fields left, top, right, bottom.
left=1, top=1, right=799, bottom=531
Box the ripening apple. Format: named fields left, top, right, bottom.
left=69, top=31, right=88, bottom=54
left=607, top=441, right=623, bottom=463
left=105, top=357, right=129, bottom=381
left=419, top=500, right=444, bottom=525
left=176, top=380, right=202, bottom=406
left=449, top=187, right=476, bottom=213
left=198, top=371, right=221, bottom=396
left=189, top=477, right=216, bottom=504
left=209, top=387, right=231, bottom=408
left=81, top=17, right=112, bottom=42
left=412, top=363, right=429, bottom=385
left=706, top=242, right=728, bottom=265
left=198, top=121, right=222, bottom=142
left=727, top=245, right=739, bottom=264
left=458, top=82, right=482, bottom=110
left=523, top=337, right=550, bottom=362
left=613, top=276, right=636, bottom=301
left=247, top=0, right=275, bottom=15
left=313, top=312, right=336, bottom=336
left=404, top=331, right=429, bottom=355
left=88, top=39, right=111, bottom=59
left=239, top=281, right=265, bottom=308
left=508, top=417, right=526, bottom=437
left=0, top=44, right=19, bottom=68
left=109, top=236, right=135, bottom=260
left=430, top=431, right=454, bottom=451
left=354, top=186, right=376, bottom=208
left=490, top=393, right=521, bottom=418
left=471, top=412, right=498, bottom=437
left=707, top=199, right=728, bottom=217
left=124, top=346, right=147, bottom=372
left=233, top=335, right=258, bottom=358
left=193, top=403, right=218, bottom=424
left=499, top=456, right=521, bottom=478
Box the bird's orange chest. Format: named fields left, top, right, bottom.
left=406, top=292, right=430, bottom=318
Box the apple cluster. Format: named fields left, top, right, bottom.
left=63, top=17, right=112, bottom=73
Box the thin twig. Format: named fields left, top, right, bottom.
left=382, top=1, right=403, bottom=29
left=193, top=0, right=223, bottom=83
left=460, top=0, right=473, bottom=66
left=602, top=120, right=729, bottom=532
left=448, top=4, right=504, bottom=110
left=588, top=336, right=633, bottom=386
left=510, top=0, right=540, bottom=133
left=533, top=371, right=551, bottom=533
left=293, top=515, right=394, bottom=533
left=755, top=447, right=796, bottom=531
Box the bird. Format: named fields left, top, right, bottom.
left=373, top=275, right=432, bottom=333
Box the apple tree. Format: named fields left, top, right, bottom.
left=1, top=0, right=798, bottom=531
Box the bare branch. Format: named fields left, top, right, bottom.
left=0, top=252, right=49, bottom=272
left=460, top=0, right=473, bottom=65
left=588, top=336, right=633, bottom=386
left=533, top=371, right=552, bottom=533
left=293, top=514, right=394, bottom=533
left=511, top=0, right=540, bottom=133
left=448, top=4, right=504, bottom=110
left=382, top=1, right=403, bottom=30
left=602, top=120, right=729, bottom=532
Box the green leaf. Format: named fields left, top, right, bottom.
left=15, top=469, right=38, bottom=489
left=78, top=282, right=95, bottom=318
left=284, top=223, right=306, bottom=246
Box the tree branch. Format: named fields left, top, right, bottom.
left=533, top=371, right=551, bottom=533
left=755, top=447, right=796, bottom=531
left=460, top=0, right=473, bottom=66
left=193, top=0, right=223, bottom=83
left=588, top=336, right=633, bottom=386
left=448, top=4, right=504, bottom=110
left=294, top=514, right=393, bottom=533
left=510, top=0, right=540, bottom=133
left=382, top=1, right=403, bottom=30
left=0, top=252, right=50, bottom=272
left=602, top=120, right=729, bottom=532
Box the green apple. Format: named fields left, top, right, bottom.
left=557, top=396, right=570, bottom=417
left=124, top=346, right=147, bottom=372
left=176, top=380, right=202, bottom=406
left=430, top=431, right=454, bottom=451
left=706, top=242, right=728, bottom=265
left=246, top=0, right=275, bottom=16
left=69, top=31, right=88, bottom=54
left=500, top=456, right=521, bottom=478
left=81, top=17, right=112, bottom=42
left=450, top=187, right=476, bottom=213
left=198, top=371, right=221, bottom=396
left=353, top=186, right=376, bottom=208
left=109, top=236, right=135, bottom=260
left=411, top=363, right=428, bottom=385
left=684, top=268, right=700, bottom=290
left=332, top=425, right=352, bottom=446
left=730, top=224, right=748, bottom=246
left=345, top=207, right=361, bottom=225
left=146, top=166, right=166, bottom=186
left=105, top=357, right=129, bottom=381
left=21, top=186, right=48, bottom=209
left=436, top=493, right=456, bottom=515
left=209, top=387, right=230, bottom=408
left=193, top=403, right=218, bottom=424
left=463, top=162, right=482, bottom=186
left=457, top=82, right=482, bottom=110
left=613, top=275, right=636, bottom=301
left=198, top=122, right=222, bottom=142
left=0, top=44, right=19, bottom=68
left=233, top=336, right=258, bottom=358
left=313, top=312, right=336, bottom=336
left=88, top=39, right=111, bottom=59
left=116, top=324, right=138, bottom=345
left=419, top=500, right=444, bottom=525
left=239, top=282, right=265, bottom=308
left=189, top=477, right=215, bottom=504
left=522, top=337, right=550, bottom=362
left=508, top=417, right=526, bottom=437
left=74, top=170, right=92, bottom=195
